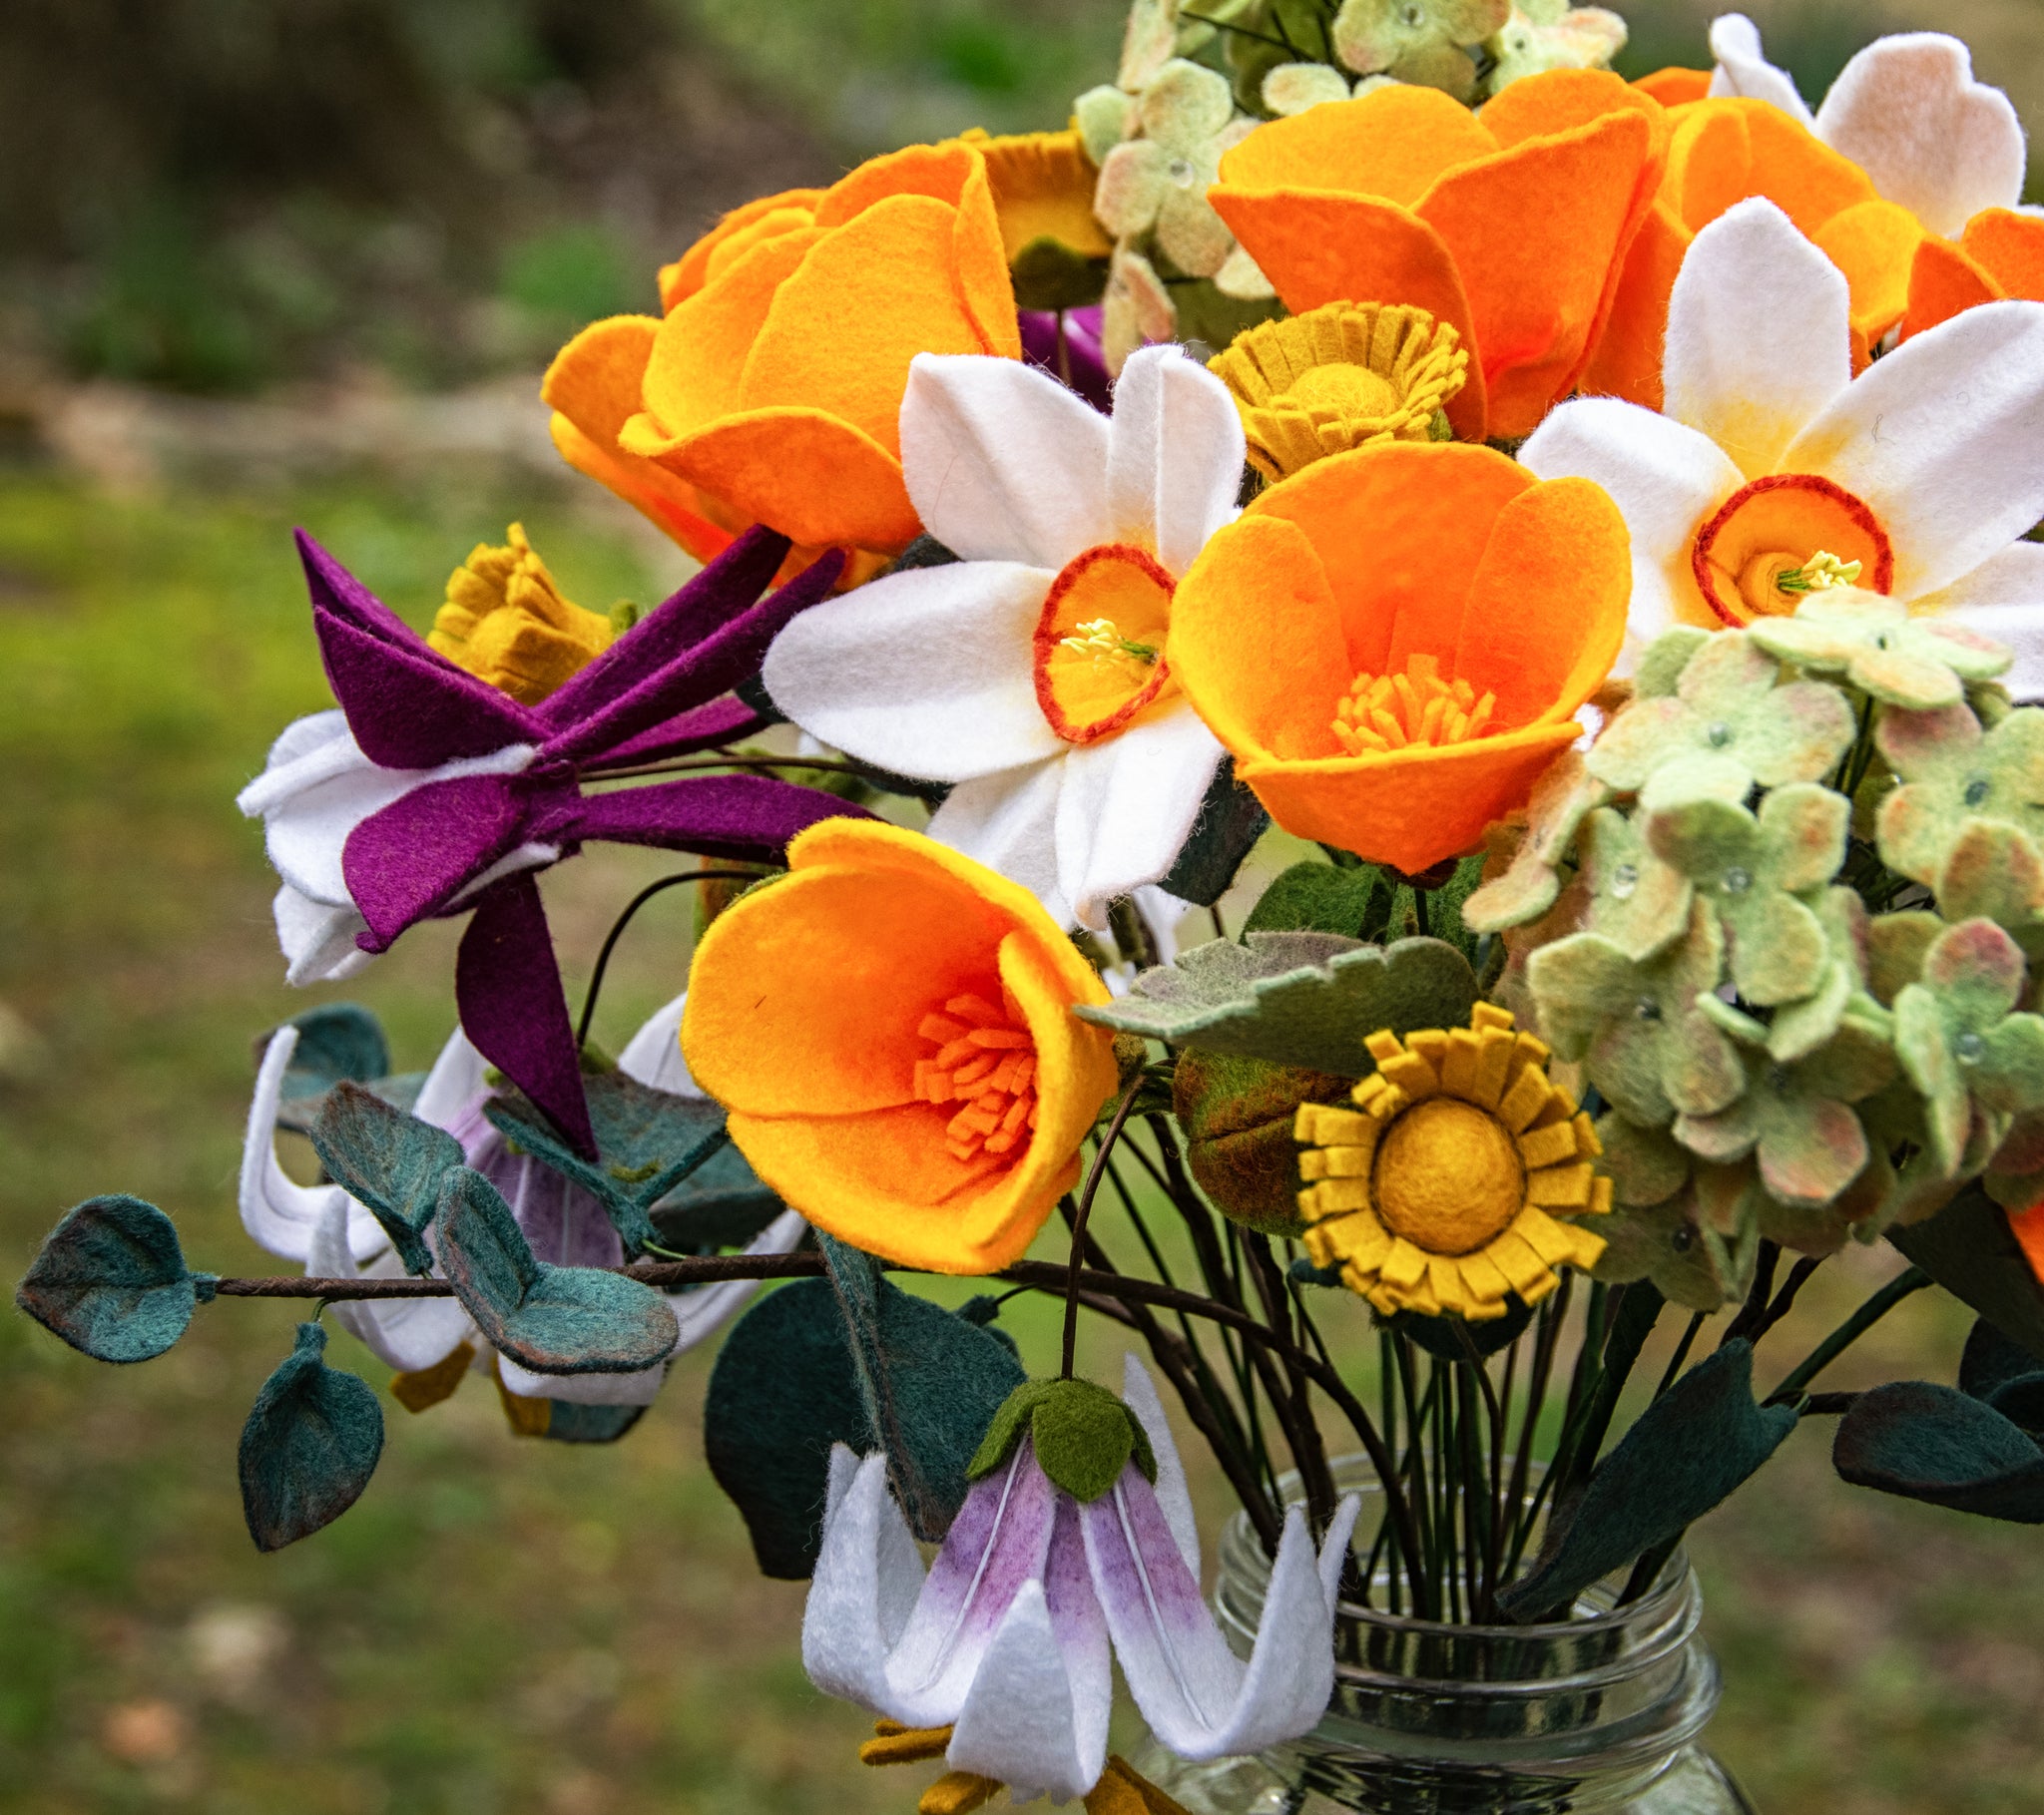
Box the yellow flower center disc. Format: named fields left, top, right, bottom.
left=1032, top=542, right=1179, bottom=743
left=1371, top=1098, right=1525, bottom=1256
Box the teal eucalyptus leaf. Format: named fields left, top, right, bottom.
left=308, top=1083, right=464, bottom=1275
left=15, top=1194, right=210, bottom=1363
left=239, top=1323, right=384, bottom=1551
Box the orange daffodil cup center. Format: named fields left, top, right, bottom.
left=1690, top=474, right=1894, bottom=628
left=1033, top=543, right=1180, bottom=744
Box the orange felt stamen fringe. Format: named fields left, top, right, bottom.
left=914, top=993, right=1043, bottom=1162
left=1333, top=653, right=1497, bottom=755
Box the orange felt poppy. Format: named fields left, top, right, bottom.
left=1210, top=71, right=1669, bottom=442
left=1169, top=442, right=1629, bottom=875
left=542, top=142, right=1021, bottom=563
left=1846, top=204, right=2044, bottom=344
left=680, top=820, right=1120, bottom=1275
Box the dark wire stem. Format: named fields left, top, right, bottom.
left=581, top=754, right=872, bottom=781
left=1766, top=1265, right=1933, bottom=1404
left=1063, top=1077, right=1146, bottom=1379
left=1651, top=1311, right=1708, bottom=1401
left=575, top=869, right=765, bottom=1047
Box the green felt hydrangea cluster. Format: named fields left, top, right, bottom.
left=1466, top=599, right=2044, bottom=1310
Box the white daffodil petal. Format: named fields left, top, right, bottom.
left=273, top=884, right=374, bottom=987
left=1106, top=344, right=1246, bottom=577
left=1815, top=33, right=2025, bottom=239
left=930, top=758, right=1075, bottom=926
left=1707, top=14, right=1812, bottom=124
left=1916, top=541, right=2044, bottom=701
left=803, top=1449, right=929, bottom=1710
left=900, top=352, right=1114, bottom=568
left=309, top=1197, right=474, bottom=1373
left=763, top=563, right=1063, bottom=784
left=1121, top=1354, right=1200, bottom=1578
left=239, top=1025, right=384, bottom=1263
left=1787, top=301, right=2044, bottom=600
left=1519, top=400, right=1743, bottom=663
left=1665, top=200, right=1851, bottom=476
left=1055, top=703, right=1227, bottom=932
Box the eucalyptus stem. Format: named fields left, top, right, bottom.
left=1766, top=1265, right=1933, bottom=1405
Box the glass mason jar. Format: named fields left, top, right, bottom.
left=1132, top=1464, right=1754, bottom=1815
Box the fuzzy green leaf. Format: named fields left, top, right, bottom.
left=238, top=1323, right=384, bottom=1552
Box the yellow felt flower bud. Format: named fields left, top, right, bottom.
left=428, top=523, right=615, bottom=705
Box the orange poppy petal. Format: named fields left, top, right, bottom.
left=977, top=127, right=1115, bottom=259
left=1418, top=107, right=1655, bottom=439
left=1479, top=68, right=1666, bottom=156
left=1577, top=201, right=1690, bottom=411
left=548, top=413, right=734, bottom=563
left=739, top=194, right=989, bottom=449
left=1666, top=99, right=1875, bottom=238
left=1454, top=476, right=1629, bottom=728
left=953, top=155, right=1024, bottom=359
left=1812, top=198, right=1925, bottom=350
left=659, top=190, right=826, bottom=309
left=640, top=227, right=825, bottom=440
left=1169, top=513, right=1352, bottom=763
left=1238, top=719, right=1585, bottom=874
left=1206, top=189, right=1488, bottom=440
left=1218, top=86, right=1498, bottom=208
left=1962, top=208, right=2044, bottom=302
left=1902, top=233, right=2005, bottom=341
left=1634, top=68, right=1712, bottom=108
left=816, top=141, right=977, bottom=227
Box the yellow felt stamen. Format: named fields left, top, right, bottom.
left=1332, top=654, right=1498, bottom=757
left=917, top=992, right=1042, bottom=1161
left=1774, top=550, right=1863, bottom=596
left=1060, top=617, right=1161, bottom=666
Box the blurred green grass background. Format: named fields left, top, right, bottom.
left=4, top=1, right=2044, bottom=1810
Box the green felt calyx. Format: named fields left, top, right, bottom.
left=967, top=1378, right=1159, bottom=1504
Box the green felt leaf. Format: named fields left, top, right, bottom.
left=433, top=1168, right=679, bottom=1376
left=647, top=1147, right=784, bottom=1254
left=1076, top=934, right=1478, bottom=1075
left=1960, top=1318, right=2044, bottom=1434
left=265, top=1003, right=389, bottom=1104
left=1159, top=759, right=1271, bottom=907
left=1833, top=1382, right=2044, bottom=1522
left=309, top=1083, right=465, bottom=1275
left=704, top=1278, right=874, bottom=1579
left=15, top=1194, right=212, bottom=1364
left=1009, top=235, right=1109, bottom=312
left=818, top=1235, right=1029, bottom=1541
left=1244, top=861, right=1384, bottom=937
left=968, top=1378, right=1157, bottom=1503
left=1634, top=627, right=1711, bottom=698
left=534, top=1401, right=647, bottom=1444
left=1174, top=1049, right=1350, bottom=1234
left=1500, top=1341, right=1795, bottom=1619
left=486, top=1071, right=730, bottom=1259
left=238, top=1323, right=384, bottom=1552
left=1890, top=1188, right=2044, bottom=1364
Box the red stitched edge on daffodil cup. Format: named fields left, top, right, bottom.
left=1032, top=542, right=1178, bottom=744
left=1690, top=473, right=1896, bottom=628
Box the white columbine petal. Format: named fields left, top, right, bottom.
left=1707, top=14, right=1812, bottom=123
left=1784, top=300, right=2044, bottom=600
left=1914, top=541, right=2044, bottom=702
left=762, top=562, right=1065, bottom=782
left=239, top=1024, right=384, bottom=1263
left=271, top=883, right=374, bottom=986
left=1121, top=1351, right=1200, bottom=1577
left=1814, top=32, right=2026, bottom=240
left=901, top=353, right=1114, bottom=568
left=1664, top=200, right=1851, bottom=478
left=309, top=1197, right=477, bottom=1373
left=803, top=1448, right=936, bottom=1710
left=1106, top=344, right=1247, bottom=576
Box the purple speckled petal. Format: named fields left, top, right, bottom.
left=455, top=873, right=596, bottom=1161
left=297, top=532, right=538, bottom=767
left=343, top=771, right=538, bottom=950
left=542, top=774, right=870, bottom=864
left=878, top=1441, right=1059, bottom=1727
left=588, top=695, right=778, bottom=771
left=546, top=547, right=846, bottom=764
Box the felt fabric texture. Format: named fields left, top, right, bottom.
left=682, top=820, right=1120, bottom=1275
left=307, top=1197, right=478, bottom=1377
left=1078, top=932, right=1479, bottom=1076
left=801, top=1358, right=1358, bottom=1800
left=1018, top=307, right=1113, bottom=412
left=1500, top=1339, right=1796, bottom=1619
left=1876, top=699, right=2044, bottom=918
left=965, top=1378, right=1157, bottom=1505
left=1890, top=1187, right=2044, bottom=1364
left=432, top=1166, right=680, bottom=1376
left=1212, top=71, right=1667, bottom=440
left=240, top=1024, right=390, bottom=1265
left=1747, top=588, right=2011, bottom=711
left=1093, top=62, right=1254, bottom=281
left=428, top=523, right=614, bottom=705
left=764, top=345, right=1242, bottom=932
left=1960, top=1316, right=2044, bottom=1427
left=238, top=1323, right=385, bottom=1553
left=819, top=1234, right=1028, bottom=1541
left=1154, top=760, right=1271, bottom=909
left=308, top=1082, right=467, bottom=1276
left=1833, top=1380, right=2044, bottom=1523
left=241, top=525, right=857, bottom=1157
left=263, top=1002, right=390, bottom=1117
left=1523, top=199, right=2044, bottom=678
left=1169, top=441, right=1629, bottom=873
left=15, top=1194, right=209, bottom=1365
left=1174, top=1050, right=1354, bottom=1234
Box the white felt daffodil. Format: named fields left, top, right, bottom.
left=802, top=1357, right=1359, bottom=1802
left=245, top=992, right=805, bottom=1408
left=1521, top=198, right=2044, bottom=694
left=763, top=345, right=1245, bottom=931
left=1708, top=14, right=2025, bottom=240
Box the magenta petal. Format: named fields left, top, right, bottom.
left=547, top=774, right=870, bottom=863
left=591, top=696, right=777, bottom=770
left=1019, top=308, right=1112, bottom=413
left=455, top=874, right=597, bottom=1160
left=343, top=772, right=537, bottom=949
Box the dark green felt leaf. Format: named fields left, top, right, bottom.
left=648, top=1142, right=783, bottom=1253
left=486, top=1071, right=730, bottom=1258
left=1174, top=1050, right=1350, bottom=1235
left=15, top=1194, right=210, bottom=1364
left=238, top=1323, right=384, bottom=1551
left=1889, top=1188, right=2044, bottom=1365
left=1499, top=1341, right=1796, bottom=1620
left=537, top=1402, right=647, bottom=1444
left=1244, top=861, right=1384, bottom=937
left=434, top=1168, right=679, bottom=1375
left=1960, top=1319, right=2044, bottom=1434
left=265, top=1002, right=389, bottom=1104
left=309, top=1083, right=465, bottom=1275
left=819, top=1235, right=1028, bottom=1541
left=1159, top=760, right=1270, bottom=908
left=1394, top=1298, right=1534, bottom=1361
left=1834, top=1382, right=2044, bottom=1523
left=1076, top=934, right=1479, bottom=1075
left=1009, top=234, right=1109, bottom=311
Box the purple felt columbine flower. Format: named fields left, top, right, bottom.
left=1019, top=304, right=1112, bottom=413
left=803, top=1357, right=1359, bottom=1802
left=238, top=525, right=861, bottom=1157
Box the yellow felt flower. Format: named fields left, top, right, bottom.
left=681, top=820, right=1120, bottom=1275
left=1207, top=301, right=1466, bottom=483
left=1295, top=1002, right=1610, bottom=1318
left=427, top=524, right=614, bottom=705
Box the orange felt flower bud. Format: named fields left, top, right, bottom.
left=1168, top=441, right=1629, bottom=875
left=680, top=821, right=1120, bottom=1275
left=1211, top=71, right=1668, bottom=442
left=542, top=143, right=1022, bottom=564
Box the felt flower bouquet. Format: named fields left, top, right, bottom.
left=23, top=3, right=2044, bottom=1808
